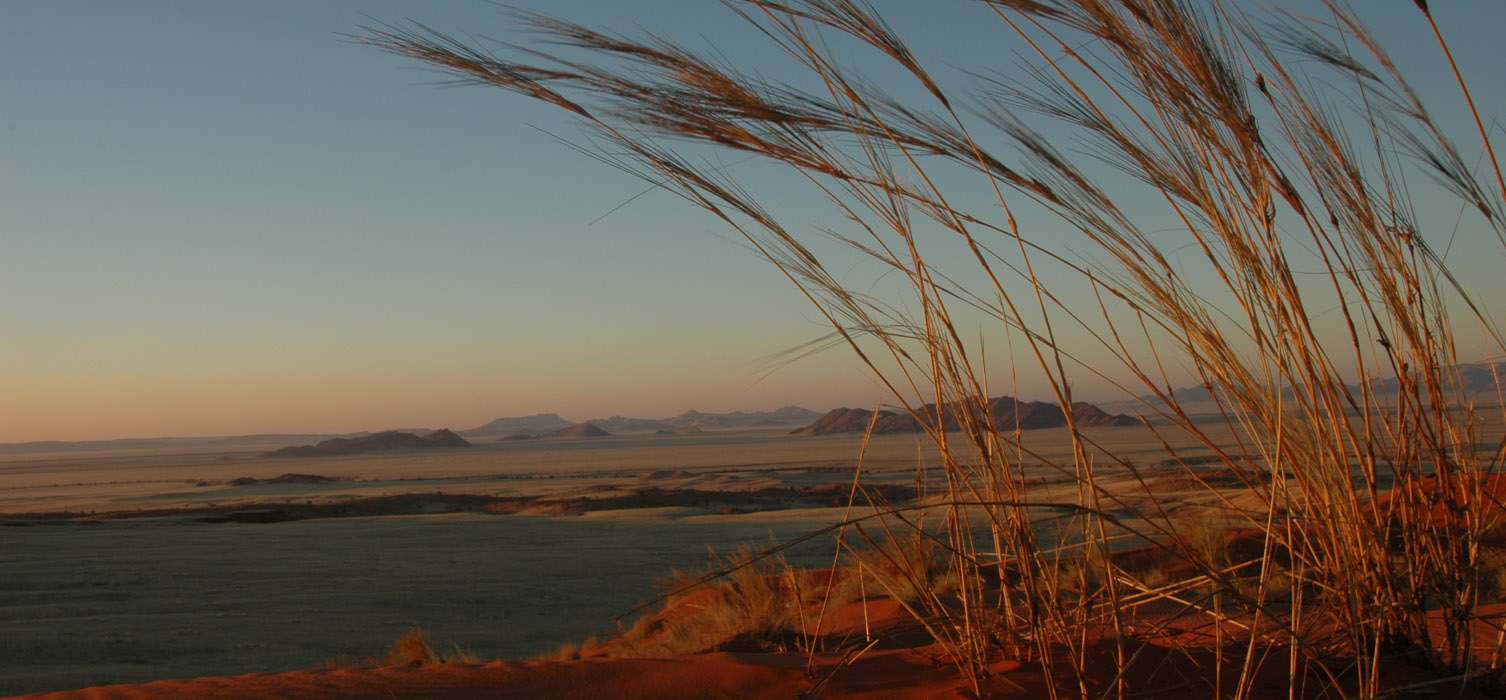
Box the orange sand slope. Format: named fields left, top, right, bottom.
left=16, top=594, right=1502, bottom=699
left=13, top=651, right=1017, bottom=700
left=15, top=644, right=1492, bottom=700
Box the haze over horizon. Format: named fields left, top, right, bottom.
left=5, top=1, right=1505, bottom=442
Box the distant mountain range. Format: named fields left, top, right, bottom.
left=1098, top=360, right=1506, bottom=414
left=1365, top=361, right=1506, bottom=398
left=792, top=396, right=1138, bottom=436
left=263, top=430, right=470, bottom=459
left=592, top=406, right=822, bottom=433
left=461, top=413, right=574, bottom=437
left=542, top=422, right=612, bottom=439
left=0, top=406, right=824, bottom=456
left=494, top=422, right=615, bottom=442
left=657, top=425, right=704, bottom=435
left=0, top=433, right=368, bottom=456
left=584, top=416, right=667, bottom=433
left=460, top=406, right=822, bottom=437
left=21, top=363, right=1497, bottom=456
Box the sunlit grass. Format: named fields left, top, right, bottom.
left=365, top=1, right=1506, bottom=696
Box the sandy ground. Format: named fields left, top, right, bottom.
left=10, top=416, right=1505, bottom=697
left=11, top=651, right=1003, bottom=700
left=14, top=597, right=1498, bottom=700
left=1, top=424, right=1242, bottom=516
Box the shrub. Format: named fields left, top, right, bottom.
left=383, top=628, right=437, bottom=666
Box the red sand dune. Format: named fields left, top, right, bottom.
left=20, top=634, right=1491, bottom=700
left=18, top=596, right=1499, bottom=700
left=13, top=651, right=1017, bottom=700
left=21, top=482, right=1506, bottom=700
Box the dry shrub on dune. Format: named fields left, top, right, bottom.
left=364, top=1, right=1506, bottom=696
left=372, top=628, right=479, bottom=668
left=627, top=548, right=812, bottom=656
left=384, top=628, right=438, bottom=667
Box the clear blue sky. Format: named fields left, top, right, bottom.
left=2, top=1, right=1503, bottom=441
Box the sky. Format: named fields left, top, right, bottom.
left=2, top=1, right=1504, bottom=442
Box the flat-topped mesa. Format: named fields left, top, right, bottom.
left=263, top=429, right=471, bottom=458
left=792, top=396, right=1138, bottom=436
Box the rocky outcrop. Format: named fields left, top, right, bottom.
left=542, top=422, right=612, bottom=439
left=264, top=430, right=471, bottom=458
left=792, top=397, right=1138, bottom=436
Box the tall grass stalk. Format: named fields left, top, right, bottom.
left=363, top=1, right=1506, bottom=696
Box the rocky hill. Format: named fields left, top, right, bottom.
left=588, top=416, right=673, bottom=432
left=1101, top=360, right=1506, bottom=415
left=1364, top=361, right=1506, bottom=398
left=665, top=406, right=821, bottom=429
left=590, top=406, right=822, bottom=433
left=264, top=429, right=470, bottom=458
left=460, top=413, right=573, bottom=437
left=467, top=408, right=820, bottom=436
left=542, top=422, right=612, bottom=439
left=792, top=397, right=1137, bottom=436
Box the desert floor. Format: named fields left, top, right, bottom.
left=6, top=413, right=1502, bottom=697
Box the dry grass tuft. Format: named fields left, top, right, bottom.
left=618, top=547, right=815, bottom=655
left=383, top=628, right=438, bottom=666
left=372, top=628, right=481, bottom=667
left=535, top=640, right=581, bottom=662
